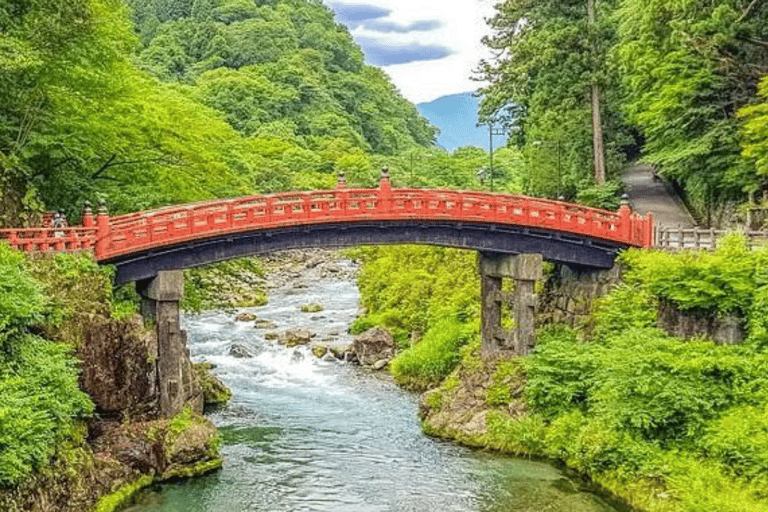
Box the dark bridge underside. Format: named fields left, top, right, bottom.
left=108, top=221, right=628, bottom=284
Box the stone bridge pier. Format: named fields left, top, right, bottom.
left=479, top=253, right=543, bottom=360
left=136, top=270, right=194, bottom=417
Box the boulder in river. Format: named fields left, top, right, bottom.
left=301, top=302, right=324, bottom=313
left=312, top=344, right=329, bottom=358
left=264, top=331, right=280, bottom=341
left=353, top=327, right=395, bottom=366
left=372, top=359, right=389, bottom=371
left=254, top=318, right=277, bottom=329
left=329, top=344, right=354, bottom=361
left=235, top=312, right=257, bottom=322
left=193, top=362, right=232, bottom=406
left=228, top=344, right=252, bottom=358
left=280, top=328, right=312, bottom=348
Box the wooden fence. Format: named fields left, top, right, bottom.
left=654, top=226, right=768, bottom=250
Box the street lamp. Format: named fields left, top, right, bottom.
left=487, top=120, right=507, bottom=192
left=477, top=168, right=488, bottom=188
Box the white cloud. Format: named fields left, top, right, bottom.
left=327, top=0, right=496, bottom=104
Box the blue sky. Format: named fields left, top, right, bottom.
left=325, top=1, right=495, bottom=104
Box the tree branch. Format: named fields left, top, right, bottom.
left=91, top=155, right=171, bottom=179
left=91, top=154, right=117, bottom=179
left=737, top=0, right=759, bottom=23
left=736, top=35, right=768, bottom=49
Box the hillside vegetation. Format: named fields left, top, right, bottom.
left=480, top=0, right=768, bottom=223
left=0, top=0, right=438, bottom=226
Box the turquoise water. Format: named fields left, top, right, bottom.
left=128, top=262, right=622, bottom=512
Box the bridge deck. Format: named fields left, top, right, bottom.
left=0, top=175, right=653, bottom=281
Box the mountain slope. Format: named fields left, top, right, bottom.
left=417, top=92, right=507, bottom=152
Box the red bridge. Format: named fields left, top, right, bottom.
left=0, top=172, right=653, bottom=283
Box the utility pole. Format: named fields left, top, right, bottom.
left=588, top=0, right=605, bottom=184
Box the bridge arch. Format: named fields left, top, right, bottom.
left=108, top=219, right=628, bottom=284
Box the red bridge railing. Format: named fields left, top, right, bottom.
left=0, top=173, right=654, bottom=260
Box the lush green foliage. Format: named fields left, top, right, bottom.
left=0, top=0, right=441, bottom=226
left=389, top=318, right=475, bottom=391
left=351, top=246, right=478, bottom=345
left=614, top=0, right=768, bottom=220
left=463, top=240, right=768, bottom=511
left=620, top=235, right=768, bottom=347
left=0, top=246, right=93, bottom=487
left=478, top=0, right=633, bottom=200
left=351, top=244, right=480, bottom=391
left=481, top=0, right=768, bottom=221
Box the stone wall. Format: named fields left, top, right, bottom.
left=657, top=300, right=744, bottom=345
left=538, top=264, right=622, bottom=328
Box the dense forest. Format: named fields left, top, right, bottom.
left=0, top=0, right=443, bottom=226
left=479, top=0, right=768, bottom=224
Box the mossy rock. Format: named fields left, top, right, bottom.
left=300, top=302, right=324, bottom=313
left=311, top=344, right=328, bottom=358
left=194, top=362, right=232, bottom=405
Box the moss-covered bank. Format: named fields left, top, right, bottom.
left=0, top=248, right=229, bottom=512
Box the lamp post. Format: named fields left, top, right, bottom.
left=488, top=120, right=507, bottom=192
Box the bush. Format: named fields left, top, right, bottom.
left=389, top=317, right=474, bottom=391
left=0, top=246, right=94, bottom=487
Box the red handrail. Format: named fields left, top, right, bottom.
left=0, top=179, right=653, bottom=260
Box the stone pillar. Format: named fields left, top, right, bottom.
left=136, top=270, right=187, bottom=417
left=479, top=253, right=543, bottom=359
left=512, top=254, right=542, bottom=355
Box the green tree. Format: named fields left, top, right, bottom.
left=478, top=0, right=631, bottom=200
left=614, top=0, right=768, bottom=222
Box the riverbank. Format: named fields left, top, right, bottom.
left=0, top=249, right=225, bottom=512
left=354, top=241, right=768, bottom=512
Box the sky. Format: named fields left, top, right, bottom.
left=325, top=0, right=496, bottom=104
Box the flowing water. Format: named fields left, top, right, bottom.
left=128, top=259, right=623, bottom=512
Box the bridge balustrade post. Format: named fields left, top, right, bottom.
left=379, top=168, right=393, bottom=213
left=619, top=194, right=631, bottom=243
left=95, top=201, right=111, bottom=260
left=136, top=270, right=189, bottom=418
left=81, top=202, right=94, bottom=228
left=479, top=252, right=543, bottom=360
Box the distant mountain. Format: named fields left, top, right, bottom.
left=417, top=92, right=508, bottom=152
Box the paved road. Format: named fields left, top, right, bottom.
left=622, top=164, right=696, bottom=228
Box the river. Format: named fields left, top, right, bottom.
left=127, top=258, right=623, bottom=512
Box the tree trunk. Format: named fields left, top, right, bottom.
left=588, top=0, right=606, bottom=184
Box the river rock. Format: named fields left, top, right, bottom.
left=235, top=312, right=257, bottom=322
left=311, top=344, right=328, bottom=358
left=228, top=344, right=252, bottom=358
left=194, top=362, right=232, bottom=405
left=264, top=331, right=280, bottom=341
left=301, top=302, right=324, bottom=313
left=353, top=327, right=395, bottom=366
left=372, top=359, right=389, bottom=371
left=291, top=349, right=304, bottom=362
left=329, top=344, right=353, bottom=360
left=254, top=318, right=277, bottom=329
left=280, top=328, right=312, bottom=347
